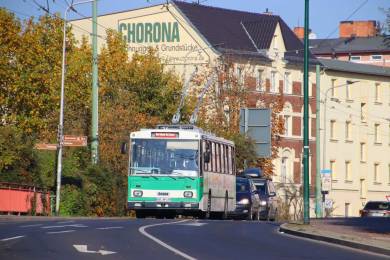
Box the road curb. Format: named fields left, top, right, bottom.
left=279, top=223, right=390, bottom=257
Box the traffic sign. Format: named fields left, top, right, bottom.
left=63, top=135, right=87, bottom=147
left=324, top=199, right=333, bottom=209
left=35, top=143, right=57, bottom=150
left=321, top=169, right=332, bottom=192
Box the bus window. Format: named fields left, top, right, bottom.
left=205, top=141, right=212, bottom=172
left=225, top=145, right=229, bottom=174
left=229, top=146, right=233, bottom=174
left=221, top=144, right=225, bottom=174
left=211, top=142, right=216, bottom=172
left=216, top=143, right=220, bottom=173
left=202, top=141, right=208, bottom=172
left=232, top=147, right=236, bottom=175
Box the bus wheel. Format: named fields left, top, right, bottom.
left=206, top=190, right=211, bottom=219
left=135, top=210, right=146, bottom=219
left=222, top=191, right=228, bottom=220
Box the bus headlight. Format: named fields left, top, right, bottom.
left=260, top=200, right=267, bottom=206
left=133, top=190, right=143, bottom=197
left=183, top=191, right=193, bottom=198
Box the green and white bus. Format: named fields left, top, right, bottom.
left=126, top=125, right=236, bottom=218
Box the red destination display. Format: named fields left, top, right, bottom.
left=152, top=132, right=178, bottom=138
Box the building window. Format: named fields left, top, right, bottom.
left=345, top=161, right=351, bottom=181
left=330, top=120, right=336, bottom=140
left=360, top=103, right=367, bottom=122
left=374, top=163, right=380, bottom=183
left=331, top=79, right=337, bottom=98
left=346, top=80, right=353, bottom=100
left=374, top=123, right=381, bottom=143
left=360, top=143, right=366, bottom=162
left=345, top=203, right=350, bottom=217
left=256, top=69, right=264, bottom=91
left=330, top=160, right=336, bottom=179
left=388, top=164, right=390, bottom=184
left=284, top=115, right=290, bottom=136
left=345, top=121, right=351, bottom=141
left=350, top=56, right=361, bottom=61
left=237, top=67, right=243, bottom=85
left=284, top=72, right=291, bottom=94
left=270, top=71, right=277, bottom=93
left=360, top=179, right=366, bottom=198
left=371, top=55, right=382, bottom=61
left=375, top=83, right=381, bottom=103
left=280, top=157, right=287, bottom=183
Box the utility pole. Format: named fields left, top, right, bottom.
left=303, top=0, right=310, bottom=224
left=56, top=0, right=95, bottom=215
left=91, top=0, right=99, bottom=164
left=315, top=64, right=322, bottom=218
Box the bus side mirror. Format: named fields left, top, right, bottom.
left=204, top=151, right=210, bottom=163
left=120, top=142, right=127, bottom=154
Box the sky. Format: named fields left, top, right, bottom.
left=1, top=0, right=389, bottom=39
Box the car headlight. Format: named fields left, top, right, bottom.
left=183, top=191, right=193, bottom=198
left=238, top=198, right=249, bottom=205
left=260, top=200, right=267, bottom=206
left=133, top=190, right=143, bottom=197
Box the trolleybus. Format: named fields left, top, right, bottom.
left=126, top=125, right=236, bottom=218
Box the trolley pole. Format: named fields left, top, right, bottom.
left=303, top=0, right=310, bottom=224
left=91, top=0, right=99, bottom=164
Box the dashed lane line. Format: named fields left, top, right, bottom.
left=47, top=230, right=75, bottom=234
left=96, top=226, right=124, bottom=230
left=138, top=220, right=196, bottom=260
left=20, top=224, right=43, bottom=228
left=1, top=236, right=25, bottom=242
left=56, top=221, right=75, bottom=224
left=41, top=224, right=87, bottom=229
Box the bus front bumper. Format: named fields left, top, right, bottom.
left=128, top=201, right=199, bottom=210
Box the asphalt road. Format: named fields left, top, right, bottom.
left=0, top=218, right=387, bottom=260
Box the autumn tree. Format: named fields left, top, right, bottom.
left=194, top=57, right=285, bottom=177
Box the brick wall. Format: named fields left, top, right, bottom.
left=339, top=20, right=377, bottom=38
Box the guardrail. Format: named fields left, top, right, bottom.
left=0, top=182, right=51, bottom=215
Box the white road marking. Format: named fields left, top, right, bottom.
left=20, top=224, right=43, bottom=228
left=73, top=245, right=116, bottom=255
left=96, top=226, right=124, bottom=230
left=138, top=220, right=196, bottom=260
left=42, top=224, right=87, bottom=229
left=1, top=235, right=25, bottom=242
left=56, top=221, right=74, bottom=224
left=47, top=230, right=75, bottom=234
left=177, top=222, right=207, bottom=227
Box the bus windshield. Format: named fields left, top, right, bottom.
left=131, top=139, right=199, bottom=177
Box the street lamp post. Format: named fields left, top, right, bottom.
left=56, top=0, right=95, bottom=216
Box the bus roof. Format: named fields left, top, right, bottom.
left=130, top=125, right=234, bottom=146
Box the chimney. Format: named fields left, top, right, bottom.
left=293, top=27, right=305, bottom=40
left=293, top=27, right=313, bottom=40
left=263, top=8, right=273, bottom=15
left=339, top=20, right=378, bottom=38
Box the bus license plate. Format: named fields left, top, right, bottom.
left=157, top=197, right=170, bottom=202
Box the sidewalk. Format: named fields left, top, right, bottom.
left=279, top=218, right=390, bottom=256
